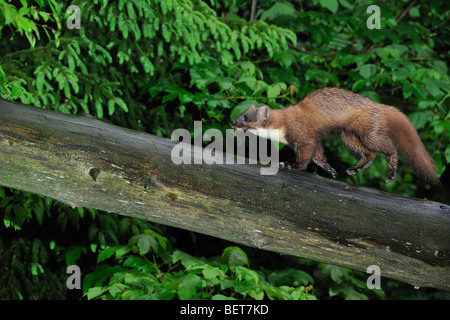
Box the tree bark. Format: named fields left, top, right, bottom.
left=0, top=98, right=449, bottom=291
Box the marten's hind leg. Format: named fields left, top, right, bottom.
left=312, top=143, right=337, bottom=177
left=385, top=152, right=398, bottom=182
left=340, top=131, right=376, bottom=175
left=358, top=131, right=398, bottom=182
left=377, top=139, right=397, bottom=182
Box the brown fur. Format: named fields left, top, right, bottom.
left=232, top=88, right=440, bottom=185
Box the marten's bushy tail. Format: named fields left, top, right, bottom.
left=388, top=109, right=441, bottom=185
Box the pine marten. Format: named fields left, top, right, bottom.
left=232, top=87, right=440, bottom=185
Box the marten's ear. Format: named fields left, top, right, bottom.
left=257, top=106, right=269, bottom=122
left=249, top=105, right=256, bottom=111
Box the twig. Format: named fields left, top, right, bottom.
left=115, top=284, right=128, bottom=291
left=250, top=0, right=257, bottom=21
left=160, top=261, right=181, bottom=282
left=131, top=246, right=159, bottom=270
left=396, top=0, right=418, bottom=23
left=34, top=22, right=56, bottom=31
left=431, top=16, right=450, bottom=30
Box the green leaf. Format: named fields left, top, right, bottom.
left=234, top=266, right=259, bottom=284
left=409, top=82, right=427, bottom=101
left=235, top=77, right=257, bottom=93
left=408, top=110, right=432, bottom=130
left=13, top=205, right=31, bottom=225
left=268, top=268, right=314, bottom=286
left=98, top=246, right=119, bottom=263
left=70, top=79, right=79, bottom=94
left=108, top=99, right=115, bottom=116
left=36, top=71, right=45, bottom=93
left=31, top=263, right=44, bottom=276
left=87, top=286, right=108, bottom=300
left=433, top=152, right=445, bottom=174
left=339, top=0, right=354, bottom=9
left=424, top=78, right=442, bottom=98
left=402, top=81, right=413, bottom=99
left=172, top=250, right=208, bottom=269
left=418, top=100, right=435, bottom=110
left=267, top=83, right=286, bottom=98
left=260, top=2, right=297, bottom=20
left=95, top=100, right=103, bottom=118
left=359, top=91, right=380, bottom=103
left=409, top=7, right=420, bottom=18
left=212, top=294, right=237, bottom=300
left=67, top=55, right=75, bottom=70
left=322, top=265, right=350, bottom=284
left=65, top=246, right=86, bottom=266
left=115, top=98, right=128, bottom=112
left=33, top=199, right=45, bottom=225
left=319, top=0, right=339, bottom=14
left=127, top=1, right=136, bottom=19
left=129, top=233, right=158, bottom=254
left=79, top=100, right=89, bottom=113
left=140, top=56, right=154, bottom=74
left=368, top=30, right=385, bottom=43
left=177, top=274, right=201, bottom=300
left=221, top=247, right=249, bottom=267
left=230, top=100, right=258, bottom=121
left=305, top=69, right=339, bottom=86
left=444, top=146, right=450, bottom=163
left=64, top=81, right=71, bottom=98
left=358, top=64, right=377, bottom=79
left=202, top=266, right=222, bottom=280
left=264, top=285, right=290, bottom=300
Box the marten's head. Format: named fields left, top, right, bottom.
left=232, top=106, right=269, bottom=131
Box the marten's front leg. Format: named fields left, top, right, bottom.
left=312, top=143, right=337, bottom=178
left=295, top=142, right=315, bottom=170
left=294, top=142, right=332, bottom=175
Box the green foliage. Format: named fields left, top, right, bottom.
left=0, top=66, right=24, bottom=99
left=298, top=259, right=450, bottom=300
left=0, top=237, right=68, bottom=299
left=1, top=0, right=449, bottom=301
left=84, top=245, right=316, bottom=300
left=0, top=0, right=61, bottom=47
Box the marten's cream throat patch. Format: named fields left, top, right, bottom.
left=247, top=128, right=288, bottom=145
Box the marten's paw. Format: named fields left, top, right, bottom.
left=328, top=167, right=338, bottom=178
left=322, top=164, right=337, bottom=178
left=385, top=173, right=396, bottom=183
left=280, top=161, right=295, bottom=169
left=346, top=167, right=361, bottom=176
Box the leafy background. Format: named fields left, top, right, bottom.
left=0, top=0, right=449, bottom=300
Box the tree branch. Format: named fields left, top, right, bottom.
left=250, top=0, right=257, bottom=21
left=0, top=98, right=449, bottom=291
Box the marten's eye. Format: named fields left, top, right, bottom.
left=244, top=115, right=249, bottom=121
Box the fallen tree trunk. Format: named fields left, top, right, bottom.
left=0, top=98, right=449, bottom=291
